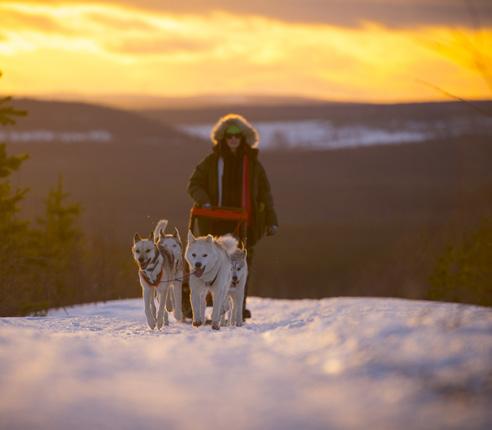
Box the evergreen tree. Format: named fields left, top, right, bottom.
left=0, top=145, right=31, bottom=313
left=0, top=75, right=26, bottom=126
left=36, top=176, right=83, bottom=307
left=0, top=70, right=86, bottom=314
left=0, top=72, right=28, bottom=237
left=0, top=71, right=30, bottom=315
left=0, top=145, right=28, bottom=233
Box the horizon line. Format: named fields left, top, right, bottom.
left=5, top=92, right=492, bottom=110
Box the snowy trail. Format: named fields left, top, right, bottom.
left=1, top=297, right=491, bottom=430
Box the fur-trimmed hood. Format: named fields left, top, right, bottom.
left=211, top=114, right=259, bottom=148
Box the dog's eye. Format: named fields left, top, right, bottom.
left=173, top=244, right=177, bottom=248
left=146, top=250, right=150, bottom=253
left=238, top=268, right=241, bottom=271
left=192, top=253, right=196, bottom=257
left=202, top=254, right=208, bottom=257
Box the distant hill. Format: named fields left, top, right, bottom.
left=2, top=97, right=492, bottom=305
left=2, top=99, right=204, bottom=146
left=4, top=98, right=491, bottom=150
left=141, top=100, right=492, bottom=127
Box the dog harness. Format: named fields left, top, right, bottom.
left=139, top=250, right=163, bottom=287
left=205, top=271, right=219, bottom=287
left=140, top=268, right=163, bottom=287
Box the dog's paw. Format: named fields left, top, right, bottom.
left=211, top=321, right=220, bottom=330
left=156, top=319, right=163, bottom=329
left=192, top=321, right=203, bottom=327
left=147, top=316, right=157, bottom=329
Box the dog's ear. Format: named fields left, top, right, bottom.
left=188, top=230, right=196, bottom=243
left=206, top=234, right=213, bottom=243
left=160, top=230, right=166, bottom=238
left=134, top=233, right=141, bottom=244
left=243, top=248, right=248, bottom=258
left=174, top=227, right=181, bottom=242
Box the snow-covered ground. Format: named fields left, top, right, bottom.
left=0, top=130, right=112, bottom=143
left=3, top=118, right=490, bottom=148
left=180, top=118, right=492, bottom=150
left=1, top=297, right=491, bottom=430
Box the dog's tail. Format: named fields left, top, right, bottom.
left=153, top=219, right=168, bottom=242
left=216, top=234, right=238, bottom=256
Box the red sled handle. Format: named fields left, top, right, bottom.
left=190, top=206, right=248, bottom=221
left=189, top=206, right=249, bottom=245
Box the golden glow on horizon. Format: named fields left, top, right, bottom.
left=0, top=1, right=490, bottom=102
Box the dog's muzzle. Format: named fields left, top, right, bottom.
left=193, top=263, right=205, bottom=278
left=139, top=258, right=150, bottom=269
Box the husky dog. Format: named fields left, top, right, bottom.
left=132, top=233, right=174, bottom=329
left=153, top=220, right=183, bottom=322
left=185, top=231, right=237, bottom=330
left=221, top=247, right=248, bottom=327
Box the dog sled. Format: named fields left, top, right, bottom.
left=188, top=206, right=249, bottom=246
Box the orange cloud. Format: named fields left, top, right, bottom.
left=109, top=37, right=212, bottom=55
left=0, top=1, right=490, bottom=102
left=0, top=8, right=71, bottom=34
left=86, top=11, right=158, bottom=32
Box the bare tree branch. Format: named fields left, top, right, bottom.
left=416, top=78, right=492, bottom=118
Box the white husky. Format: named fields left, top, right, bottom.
left=132, top=233, right=174, bottom=329
left=153, top=220, right=183, bottom=322
left=221, top=247, right=248, bottom=327
left=185, top=231, right=237, bottom=330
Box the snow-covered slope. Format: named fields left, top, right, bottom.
left=1, top=297, right=491, bottom=430
left=179, top=118, right=492, bottom=150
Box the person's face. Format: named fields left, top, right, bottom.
left=225, top=133, right=242, bottom=152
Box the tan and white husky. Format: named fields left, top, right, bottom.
left=132, top=233, right=173, bottom=330
left=185, top=231, right=237, bottom=330
left=153, top=220, right=183, bottom=322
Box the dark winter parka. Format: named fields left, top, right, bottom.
left=187, top=114, right=278, bottom=246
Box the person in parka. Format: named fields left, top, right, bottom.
left=187, top=113, right=279, bottom=319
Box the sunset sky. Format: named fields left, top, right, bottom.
left=0, top=0, right=491, bottom=104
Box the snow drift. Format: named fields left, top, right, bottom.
left=0, top=297, right=491, bottom=430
